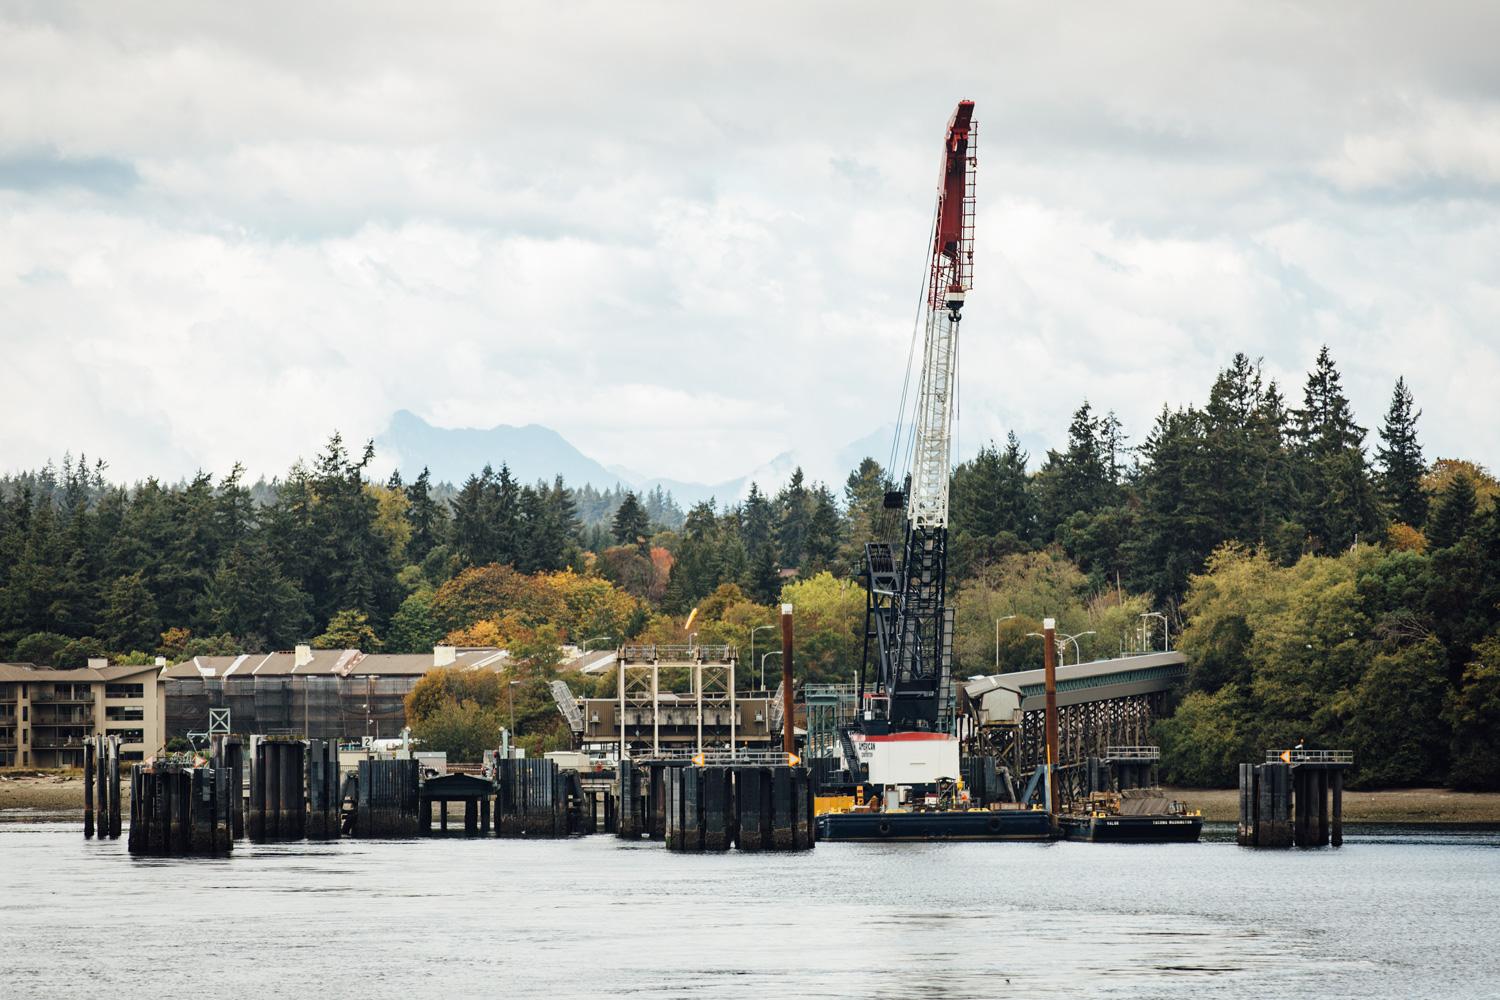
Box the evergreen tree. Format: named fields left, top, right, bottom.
left=201, top=540, right=311, bottom=648
left=1427, top=470, right=1478, bottom=550
left=450, top=467, right=496, bottom=566
left=803, top=485, right=842, bottom=575
left=662, top=501, right=722, bottom=612
left=741, top=483, right=774, bottom=555
left=839, top=458, right=887, bottom=570
left=1032, top=401, right=1119, bottom=540
left=745, top=539, right=780, bottom=604
left=102, top=571, right=160, bottom=652
left=611, top=492, right=650, bottom=547
left=1125, top=406, right=1216, bottom=599
left=404, top=467, right=447, bottom=564
left=774, top=468, right=812, bottom=568
left=1376, top=376, right=1428, bottom=528
left=1292, top=346, right=1384, bottom=551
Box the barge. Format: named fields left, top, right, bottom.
left=1057, top=788, right=1202, bottom=843
left=817, top=807, right=1053, bottom=842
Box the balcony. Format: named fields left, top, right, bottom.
left=30, top=731, right=92, bottom=750
left=31, top=708, right=94, bottom=726
left=31, top=690, right=95, bottom=705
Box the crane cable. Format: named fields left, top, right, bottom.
left=883, top=196, right=941, bottom=544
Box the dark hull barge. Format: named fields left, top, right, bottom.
left=816, top=809, right=1053, bottom=842
left=1058, top=813, right=1203, bottom=843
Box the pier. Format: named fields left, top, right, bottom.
left=1238, top=750, right=1351, bottom=848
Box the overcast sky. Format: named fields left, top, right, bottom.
left=3, top=1, right=1498, bottom=487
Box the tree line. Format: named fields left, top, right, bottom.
left=2, top=345, right=1498, bottom=786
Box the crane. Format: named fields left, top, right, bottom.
left=858, top=100, right=976, bottom=738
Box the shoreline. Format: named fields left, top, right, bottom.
left=5, top=772, right=1499, bottom=825
left=1165, top=785, right=1500, bottom=824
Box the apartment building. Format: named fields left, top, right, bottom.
left=0, top=660, right=165, bottom=768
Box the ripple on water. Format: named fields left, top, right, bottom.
left=1, top=824, right=1498, bottom=1000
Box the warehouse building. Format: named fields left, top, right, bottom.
left=161, top=644, right=511, bottom=741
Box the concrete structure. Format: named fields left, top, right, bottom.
left=161, top=645, right=510, bottom=741
left=0, top=659, right=166, bottom=767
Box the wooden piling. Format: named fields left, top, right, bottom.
left=106, top=737, right=120, bottom=839
left=1331, top=769, right=1343, bottom=847
left=84, top=738, right=96, bottom=838
left=1317, top=769, right=1330, bottom=847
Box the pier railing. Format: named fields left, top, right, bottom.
left=620, top=644, right=735, bottom=663
left=635, top=748, right=798, bottom=766
left=1105, top=746, right=1160, bottom=761
left=1265, top=749, right=1353, bottom=765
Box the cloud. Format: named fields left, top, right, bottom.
left=1, top=1, right=1498, bottom=486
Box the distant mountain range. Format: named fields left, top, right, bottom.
left=376, top=410, right=894, bottom=504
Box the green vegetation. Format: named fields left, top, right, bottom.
left=2, top=346, right=1498, bottom=787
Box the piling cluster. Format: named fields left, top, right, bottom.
left=83, top=734, right=122, bottom=840
left=306, top=739, right=340, bottom=840
left=634, top=764, right=815, bottom=852
left=354, top=758, right=421, bottom=838
left=494, top=758, right=573, bottom=837
left=127, top=762, right=234, bottom=856
left=248, top=738, right=308, bottom=841
left=1238, top=759, right=1345, bottom=848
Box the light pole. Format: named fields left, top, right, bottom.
left=1140, top=612, right=1169, bottom=652
left=761, top=651, right=782, bottom=691
left=507, top=679, right=521, bottom=736
left=580, top=635, right=612, bottom=654
left=1026, top=632, right=1064, bottom=665
left=994, top=615, right=1017, bottom=671
left=750, top=625, right=775, bottom=688
left=1058, top=630, right=1096, bottom=665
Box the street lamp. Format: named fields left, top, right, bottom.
left=1058, top=630, right=1096, bottom=665
left=1026, top=632, right=1065, bottom=664
left=761, top=651, right=782, bottom=691
left=994, top=615, right=1017, bottom=671
left=750, top=625, right=775, bottom=688
left=580, top=635, right=612, bottom=654
left=507, top=679, right=521, bottom=736
left=1140, top=612, right=1169, bottom=652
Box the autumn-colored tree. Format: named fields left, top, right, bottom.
left=411, top=699, right=504, bottom=764
left=404, top=666, right=505, bottom=724
left=312, top=609, right=382, bottom=650
left=429, top=563, right=561, bottom=635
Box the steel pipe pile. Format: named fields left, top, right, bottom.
left=247, top=738, right=307, bottom=842
left=127, top=762, right=233, bottom=857
left=494, top=758, right=571, bottom=837
left=666, top=765, right=814, bottom=853
left=353, top=758, right=421, bottom=838
left=306, top=739, right=341, bottom=840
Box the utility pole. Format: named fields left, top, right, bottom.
left=780, top=603, right=795, bottom=756
left=1043, top=617, right=1059, bottom=817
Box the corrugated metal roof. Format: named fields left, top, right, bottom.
left=0, top=662, right=158, bottom=683
left=160, top=648, right=512, bottom=679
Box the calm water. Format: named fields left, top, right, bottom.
left=2, top=821, right=1498, bottom=999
